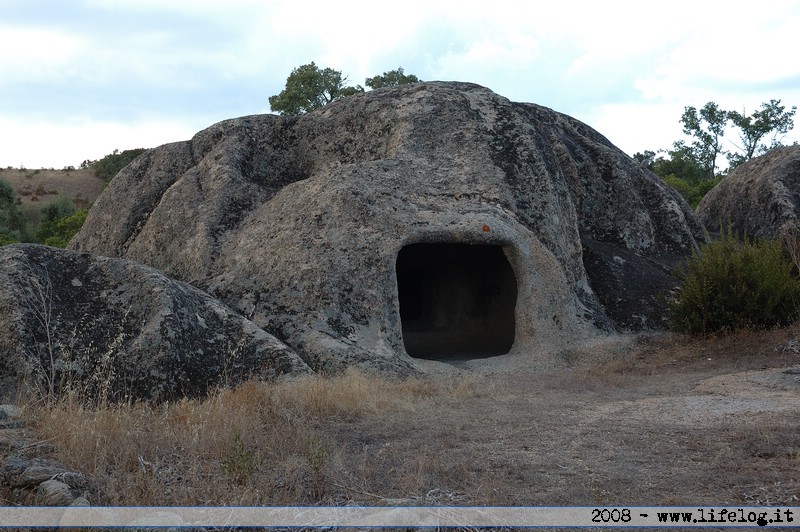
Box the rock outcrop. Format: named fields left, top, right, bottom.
left=0, top=244, right=310, bottom=402
left=2, top=456, right=89, bottom=506
left=70, top=82, right=705, bottom=370
left=1, top=404, right=91, bottom=507
left=698, top=146, right=800, bottom=240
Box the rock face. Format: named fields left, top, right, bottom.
left=70, top=82, right=705, bottom=370
left=0, top=244, right=310, bottom=402
left=2, top=456, right=89, bottom=506
left=698, top=146, right=800, bottom=240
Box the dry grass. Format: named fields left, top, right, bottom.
left=13, top=327, right=800, bottom=507
left=0, top=167, right=105, bottom=209
left=571, top=324, right=800, bottom=383
left=20, top=370, right=481, bottom=506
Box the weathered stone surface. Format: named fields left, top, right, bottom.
left=2, top=450, right=91, bottom=506
left=35, top=479, right=78, bottom=506
left=0, top=404, right=20, bottom=420
left=0, top=405, right=23, bottom=429
left=71, top=82, right=705, bottom=369
left=698, top=146, right=800, bottom=240
left=2, top=457, right=62, bottom=487
left=0, top=244, right=310, bottom=402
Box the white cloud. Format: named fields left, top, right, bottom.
left=586, top=102, right=687, bottom=157
left=434, top=31, right=541, bottom=77
left=1, top=0, right=799, bottom=168
left=0, top=117, right=196, bottom=169
left=0, top=26, right=86, bottom=84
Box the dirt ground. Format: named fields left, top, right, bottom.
left=3, top=326, right=799, bottom=511
left=319, top=327, right=800, bottom=507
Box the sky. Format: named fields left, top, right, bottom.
left=2, top=0, right=799, bottom=169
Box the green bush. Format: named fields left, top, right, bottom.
left=93, top=148, right=147, bottom=181
left=0, top=178, right=23, bottom=240
left=664, top=175, right=722, bottom=208
left=38, top=209, right=88, bottom=248
left=40, top=194, right=76, bottom=225
left=670, top=230, right=800, bottom=334
left=0, top=232, right=17, bottom=246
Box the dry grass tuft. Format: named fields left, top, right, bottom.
left=20, top=370, right=479, bottom=506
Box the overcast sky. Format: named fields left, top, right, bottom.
left=2, top=0, right=799, bottom=169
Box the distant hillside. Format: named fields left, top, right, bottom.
left=0, top=167, right=106, bottom=209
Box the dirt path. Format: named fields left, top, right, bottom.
left=323, top=330, right=800, bottom=507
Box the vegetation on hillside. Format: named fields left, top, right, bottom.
left=37, top=209, right=89, bottom=248
left=634, top=99, right=796, bottom=207
left=0, top=147, right=147, bottom=247
left=82, top=148, right=147, bottom=181
left=0, top=178, right=86, bottom=248
left=0, top=178, right=25, bottom=244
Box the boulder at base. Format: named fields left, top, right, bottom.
left=70, top=82, right=705, bottom=371
left=698, top=145, right=800, bottom=240
left=0, top=244, right=310, bottom=402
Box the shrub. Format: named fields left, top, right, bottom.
left=93, top=148, right=147, bottom=181
left=664, top=174, right=723, bottom=208
left=0, top=232, right=17, bottom=246
left=15, top=204, right=43, bottom=242
left=36, top=196, right=78, bottom=245
left=0, top=178, right=24, bottom=239
left=670, top=229, right=800, bottom=334
left=38, top=209, right=88, bottom=248
left=40, top=194, right=76, bottom=224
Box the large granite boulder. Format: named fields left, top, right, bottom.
left=698, top=146, right=800, bottom=240
left=70, top=82, right=705, bottom=371
left=0, top=244, right=310, bottom=402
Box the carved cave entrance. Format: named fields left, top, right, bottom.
left=396, top=243, right=517, bottom=359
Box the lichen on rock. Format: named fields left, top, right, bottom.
left=698, top=145, right=800, bottom=240
left=0, top=244, right=310, bottom=402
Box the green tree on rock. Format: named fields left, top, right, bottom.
left=679, top=102, right=729, bottom=180
left=365, top=67, right=421, bottom=89
left=639, top=98, right=796, bottom=207
left=268, top=62, right=364, bottom=116
left=727, top=99, right=797, bottom=169
left=653, top=143, right=707, bottom=184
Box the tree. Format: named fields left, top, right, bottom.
left=641, top=98, right=797, bottom=207
left=364, top=67, right=421, bottom=89
left=268, top=62, right=364, bottom=116
left=93, top=148, right=147, bottom=181
left=652, top=143, right=706, bottom=184
left=679, top=102, right=729, bottom=180
left=0, top=178, right=15, bottom=208
left=727, top=99, right=797, bottom=169
left=639, top=145, right=711, bottom=207
left=632, top=150, right=656, bottom=170
left=36, top=195, right=77, bottom=245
